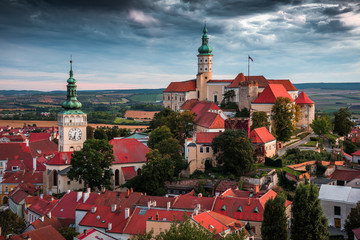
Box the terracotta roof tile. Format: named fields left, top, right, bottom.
left=185, top=101, right=226, bottom=129
left=137, top=195, right=175, bottom=208
left=250, top=127, right=276, bottom=144
left=196, top=132, right=221, bottom=144
left=0, top=143, right=32, bottom=160
left=9, top=189, right=30, bottom=204
left=164, top=80, right=196, bottom=92
left=207, top=80, right=233, bottom=83
left=29, top=139, right=58, bottom=158
left=76, top=228, right=117, bottom=240
left=352, top=150, right=360, bottom=156
left=10, top=225, right=65, bottom=240
left=253, top=84, right=294, bottom=104
left=330, top=169, right=360, bottom=181
left=353, top=227, right=360, bottom=239
left=227, top=74, right=268, bottom=88
left=109, top=139, right=149, bottom=164
left=1, top=171, right=43, bottom=184
left=29, top=133, right=51, bottom=142
left=295, top=91, right=314, bottom=104
left=46, top=152, right=72, bottom=165
left=122, top=166, right=137, bottom=181
left=172, top=195, right=215, bottom=210
left=267, top=80, right=297, bottom=91
left=31, top=215, right=62, bottom=230
left=215, top=180, right=238, bottom=193
left=28, top=198, right=59, bottom=216
left=93, top=191, right=143, bottom=208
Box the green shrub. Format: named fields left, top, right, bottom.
left=310, top=137, right=319, bottom=141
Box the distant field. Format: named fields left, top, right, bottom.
left=129, top=93, right=163, bottom=102
left=113, top=118, right=149, bottom=125
left=0, top=120, right=147, bottom=130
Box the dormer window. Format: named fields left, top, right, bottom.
left=254, top=207, right=259, bottom=213
left=221, top=205, right=226, bottom=211
left=12, top=166, right=19, bottom=171
left=237, top=206, right=242, bottom=212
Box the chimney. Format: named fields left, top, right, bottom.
left=47, top=212, right=51, bottom=219
left=40, top=216, right=44, bottom=222
left=77, top=192, right=83, bottom=202
left=131, top=188, right=133, bottom=193
left=108, top=223, right=112, bottom=231
left=125, top=208, right=130, bottom=219
left=254, top=184, right=259, bottom=194
left=91, top=207, right=96, bottom=214
left=248, top=197, right=251, bottom=206
left=155, top=212, right=159, bottom=221
left=147, top=201, right=151, bottom=208
left=83, top=190, right=90, bottom=203
left=194, top=209, right=199, bottom=216
left=40, top=194, right=43, bottom=199
left=127, top=189, right=130, bottom=197
left=198, top=193, right=202, bottom=198
left=86, top=188, right=91, bottom=193
left=25, top=139, right=29, bottom=147
left=196, top=204, right=201, bottom=211
left=152, top=200, right=156, bottom=207
left=111, top=204, right=116, bottom=213
left=33, top=158, right=36, bottom=171
left=101, top=187, right=106, bottom=193
left=167, top=201, right=171, bottom=210
left=67, top=189, right=71, bottom=194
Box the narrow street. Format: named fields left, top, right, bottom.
left=277, top=133, right=315, bottom=157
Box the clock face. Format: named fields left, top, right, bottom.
left=68, top=128, right=82, bottom=141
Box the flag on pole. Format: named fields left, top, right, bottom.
left=249, top=56, right=254, bottom=62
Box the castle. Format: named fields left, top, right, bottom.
left=163, top=25, right=315, bottom=130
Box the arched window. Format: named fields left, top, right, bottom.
left=197, top=91, right=200, bottom=99
left=137, top=168, right=142, bottom=175
left=115, top=169, right=120, bottom=186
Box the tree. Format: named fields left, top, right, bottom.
left=212, top=130, right=254, bottom=175
left=261, top=193, right=288, bottom=240
left=86, top=126, right=95, bottom=139
left=310, top=115, right=331, bottom=137
left=222, top=90, right=236, bottom=104
left=0, top=209, right=25, bottom=236
left=334, top=108, right=354, bottom=136
left=272, top=97, right=300, bottom=142
left=67, top=139, right=114, bottom=191
left=251, top=111, right=270, bottom=130
left=290, top=183, right=329, bottom=240
left=343, top=139, right=358, bottom=155
left=94, top=128, right=108, bottom=140
left=59, top=227, right=79, bottom=240
left=148, top=126, right=174, bottom=149
left=236, top=107, right=250, bottom=117
left=134, top=218, right=245, bottom=240
left=345, top=201, right=360, bottom=240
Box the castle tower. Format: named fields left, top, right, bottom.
left=238, top=73, right=259, bottom=110
left=295, top=91, right=315, bottom=130
left=196, top=24, right=213, bottom=100
left=57, top=60, right=87, bottom=152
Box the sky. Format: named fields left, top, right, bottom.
left=0, top=0, right=360, bottom=91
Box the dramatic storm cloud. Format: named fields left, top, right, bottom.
left=0, top=0, right=359, bottom=90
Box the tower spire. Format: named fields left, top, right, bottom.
left=198, top=24, right=212, bottom=55
left=70, top=55, right=73, bottom=77
left=61, top=59, right=83, bottom=112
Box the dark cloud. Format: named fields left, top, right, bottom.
left=312, top=19, right=354, bottom=33
left=323, top=5, right=353, bottom=16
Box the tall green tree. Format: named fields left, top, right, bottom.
left=148, top=126, right=174, bottom=149
left=343, top=139, right=358, bottom=155
left=310, top=115, right=331, bottom=137
left=94, top=128, right=108, bottom=140
left=0, top=210, right=25, bottom=236
left=86, top=126, right=95, bottom=139
left=251, top=111, right=270, bottom=130
left=67, top=139, right=114, bottom=190
left=212, top=130, right=254, bottom=175
left=345, top=201, right=360, bottom=240
left=261, top=193, right=288, bottom=240
left=290, top=183, right=329, bottom=240
left=272, top=97, right=300, bottom=142
left=334, top=108, right=354, bottom=136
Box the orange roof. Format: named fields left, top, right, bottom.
left=250, top=127, right=275, bottom=144
left=253, top=84, right=294, bottom=104
left=186, top=101, right=225, bottom=129
left=46, top=152, right=72, bottom=165
left=295, top=91, right=314, bottom=104
left=10, top=225, right=65, bottom=240
left=164, top=80, right=196, bottom=92
left=227, top=74, right=268, bottom=88
left=267, top=80, right=297, bottom=91
left=31, top=215, right=62, bottom=230
left=196, top=132, right=221, bottom=144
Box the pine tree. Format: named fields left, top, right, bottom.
left=290, top=183, right=329, bottom=240
left=261, top=193, right=288, bottom=240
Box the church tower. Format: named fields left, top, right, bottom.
left=57, top=60, right=87, bottom=152
left=196, top=24, right=213, bottom=100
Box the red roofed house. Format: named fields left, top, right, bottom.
left=26, top=194, right=58, bottom=224
left=8, top=182, right=38, bottom=218
left=185, top=132, right=221, bottom=174
left=181, top=100, right=227, bottom=133
left=163, top=80, right=197, bottom=111
left=10, top=225, right=66, bottom=240
left=352, top=150, right=360, bottom=164
left=43, top=152, right=84, bottom=194
left=330, top=169, right=360, bottom=186
left=109, top=138, right=149, bottom=188
left=75, top=228, right=117, bottom=240
left=250, top=127, right=276, bottom=158
left=212, top=189, right=292, bottom=239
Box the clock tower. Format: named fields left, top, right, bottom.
left=58, top=60, right=87, bottom=152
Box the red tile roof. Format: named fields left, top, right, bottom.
left=227, top=73, right=246, bottom=88
left=9, top=189, right=30, bottom=204
left=187, top=101, right=226, bottom=129
left=51, top=191, right=98, bottom=223
left=267, top=80, right=297, bottom=91
left=137, top=195, right=175, bottom=208
left=330, top=169, right=360, bottom=181
left=122, top=166, right=137, bottom=181
left=215, top=180, right=238, bottom=193
left=207, top=80, right=233, bottom=83
left=196, top=132, right=221, bottom=144
left=46, top=152, right=72, bottom=165
left=164, top=80, right=196, bottom=92
left=227, top=74, right=268, bottom=88
left=29, top=132, right=51, bottom=142
left=0, top=143, right=32, bottom=160
left=93, top=191, right=143, bottom=208
left=28, top=197, right=59, bottom=216
left=172, top=195, right=215, bottom=210
left=76, top=228, right=117, bottom=240
left=31, top=215, right=62, bottom=230
left=250, top=127, right=276, bottom=144
left=10, top=225, right=65, bottom=240
left=181, top=99, right=199, bottom=110
left=29, top=139, right=58, bottom=157
left=123, top=208, right=191, bottom=235
left=353, top=227, right=360, bottom=240
left=295, top=91, right=314, bottom=105
left=352, top=150, right=360, bottom=156
left=1, top=171, right=43, bottom=184
left=253, top=84, right=294, bottom=104
left=109, top=139, right=149, bottom=164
